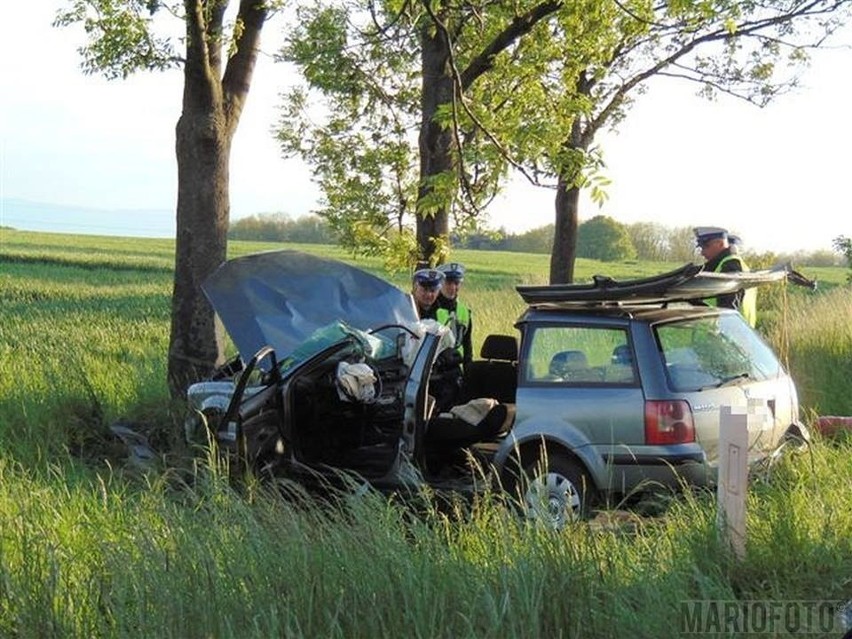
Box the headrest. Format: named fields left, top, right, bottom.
left=549, top=350, right=588, bottom=376
left=480, top=334, right=518, bottom=361
left=611, top=344, right=633, bottom=366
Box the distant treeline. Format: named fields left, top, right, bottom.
left=228, top=213, right=336, bottom=244
left=229, top=213, right=845, bottom=267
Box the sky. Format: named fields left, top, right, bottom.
left=1, top=3, right=851, bottom=254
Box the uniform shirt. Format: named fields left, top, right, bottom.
left=436, top=293, right=473, bottom=369
left=703, top=247, right=746, bottom=310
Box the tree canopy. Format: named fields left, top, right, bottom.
left=279, top=0, right=852, bottom=281
left=277, top=0, right=567, bottom=269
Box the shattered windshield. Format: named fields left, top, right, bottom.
left=278, top=321, right=399, bottom=375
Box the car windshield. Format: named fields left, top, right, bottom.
left=656, top=314, right=782, bottom=392
left=278, top=320, right=399, bottom=376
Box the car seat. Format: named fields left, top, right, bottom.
left=460, top=334, right=518, bottom=403
left=548, top=350, right=589, bottom=381
left=611, top=344, right=633, bottom=366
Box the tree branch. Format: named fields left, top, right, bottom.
left=183, top=0, right=218, bottom=108
left=459, top=0, right=563, bottom=91
left=583, top=1, right=838, bottom=145
left=222, top=0, right=269, bottom=128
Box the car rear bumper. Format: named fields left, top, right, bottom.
left=600, top=451, right=714, bottom=492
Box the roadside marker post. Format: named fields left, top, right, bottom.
left=716, top=405, right=752, bottom=561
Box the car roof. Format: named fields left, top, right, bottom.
left=516, top=262, right=800, bottom=308
left=517, top=302, right=726, bottom=326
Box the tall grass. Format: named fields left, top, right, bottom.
left=1, top=444, right=850, bottom=638
left=1, top=229, right=851, bottom=637
left=764, top=285, right=852, bottom=416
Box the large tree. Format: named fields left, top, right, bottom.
left=278, top=0, right=565, bottom=267
left=497, top=0, right=852, bottom=282
left=57, top=0, right=271, bottom=395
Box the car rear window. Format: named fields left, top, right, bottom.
left=656, top=314, right=782, bottom=391
left=522, top=325, right=637, bottom=385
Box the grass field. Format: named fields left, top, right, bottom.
left=1, top=229, right=851, bottom=638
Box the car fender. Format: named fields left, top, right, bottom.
left=493, top=416, right=607, bottom=489
left=185, top=380, right=265, bottom=442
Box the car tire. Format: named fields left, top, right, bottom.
left=519, top=452, right=596, bottom=528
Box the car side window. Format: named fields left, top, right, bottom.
left=657, top=314, right=782, bottom=391
left=523, top=325, right=637, bottom=385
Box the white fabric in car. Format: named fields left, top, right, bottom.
left=336, top=361, right=377, bottom=403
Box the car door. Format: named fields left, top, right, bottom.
left=515, top=321, right=645, bottom=452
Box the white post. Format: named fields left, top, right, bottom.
left=716, top=405, right=750, bottom=560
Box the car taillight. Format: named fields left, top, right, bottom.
left=645, top=400, right=695, bottom=444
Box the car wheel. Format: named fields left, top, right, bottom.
left=521, top=453, right=595, bottom=528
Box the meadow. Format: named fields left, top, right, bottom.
left=1, top=229, right=851, bottom=638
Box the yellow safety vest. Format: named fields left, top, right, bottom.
left=436, top=302, right=471, bottom=359
left=709, top=255, right=757, bottom=327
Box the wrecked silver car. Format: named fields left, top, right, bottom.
left=185, top=250, right=812, bottom=525
left=185, top=250, right=508, bottom=494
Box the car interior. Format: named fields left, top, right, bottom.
left=278, top=332, right=522, bottom=482
left=285, top=338, right=411, bottom=476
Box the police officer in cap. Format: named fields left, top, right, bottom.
left=693, top=226, right=756, bottom=326
left=727, top=234, right=742, bottom=254
left=436, top=262, right=473, bottom=372
left=411, top=268, right=445, bottom=319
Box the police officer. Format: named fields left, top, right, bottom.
left=411, top=268, right=445, bottom=319
left=693, top=227, right=756, bottom=326
left=436, top=262, right=473, bottom=372
left=727, top=234, right=742, bottom=254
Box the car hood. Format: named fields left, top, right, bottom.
left=202, top=250, right=419, bottom=359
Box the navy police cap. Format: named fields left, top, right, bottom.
left=413, top=268, right=445, bottom=289
left=693, top=226, right=728, bottom=246
left=438, top=262, right=465, bottom=281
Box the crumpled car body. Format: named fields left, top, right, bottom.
left=185, top=250, right=467, bottom=490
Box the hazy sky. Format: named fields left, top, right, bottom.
left=2, top=2, right=850, bottom=254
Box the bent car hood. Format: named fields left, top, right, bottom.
left=203, top=250, right=419, bottom=359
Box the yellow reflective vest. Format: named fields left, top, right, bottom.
left=436, top=302, right=471, bottom=360
left=708, top=255, right=757, bottom=327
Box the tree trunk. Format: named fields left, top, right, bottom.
left=166, top=0, right=266, bottom=397
left=415, top=2, right=563, bottom=265
left=549, top=118, right=588, bottom=284
left=167, top=110, right=231, bottom=395
left=416, top=23, right=454, bottom=265
left=549, top=173, right=580, bottom=284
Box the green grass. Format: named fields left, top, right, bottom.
left=764, top=285, right=852, bottom=416
left=1, top=448, right=850, bottom=638
left=1, top=228, right=851, bottom=637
